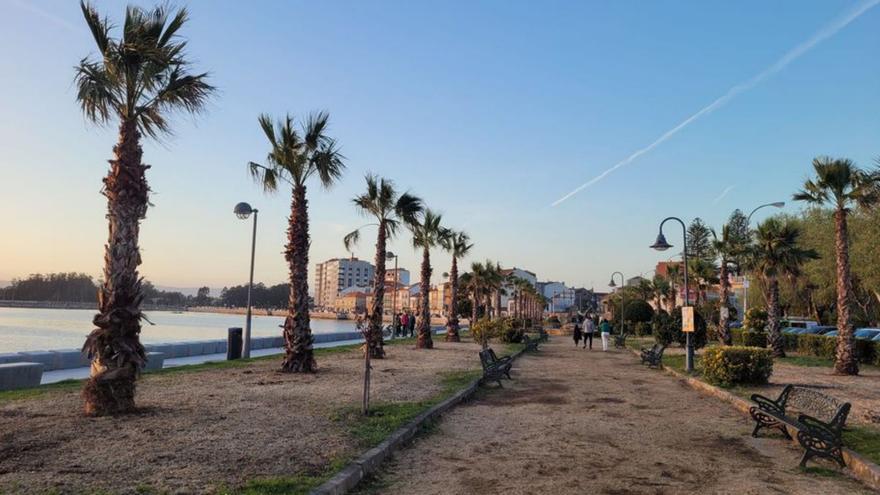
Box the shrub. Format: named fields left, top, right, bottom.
left=740, top=331, right=767, bottom=348
left=470, top=318, right=497, bottom=347
left=743, top=308, right=768, bottom=332
left=624, top=300, right=654, bottom=325
left=499, top=322, right=524, bottom=344
left=652, top=311, right=675, bottom=345
left=701, top=346, right=774, bottom=387
left=634, top=321, right=652, bottom=336
left=651, top=307, right=707, bottom=349
left=797, top=334, right=836, bottom=359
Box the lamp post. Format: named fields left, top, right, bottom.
left=650, top=217, right=692, bottom=371
left=234, top=202, right=258, bottom=358
left=743, top=202, right=785, bottom=318
left=386, top=251, right=398, bottom=335
left=607, top=272, right=625, bottom=336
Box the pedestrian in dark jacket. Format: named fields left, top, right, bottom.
left=573, top=318, right=582, bottom=347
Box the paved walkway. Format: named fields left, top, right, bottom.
left=363, top=340, right=869, bottom=494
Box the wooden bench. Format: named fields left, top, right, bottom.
left=614, top=333, right=628, bottom=349
left=479, top=349, right=511, bottom=387
left=522, top=335, right=539, bottom=352
left=640, top=343, right=666, bottom=367
left=750, top=385, right=851, bottom=468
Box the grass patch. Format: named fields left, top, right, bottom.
left=779, top=355, right=835, bottom=368
left=219, top=457, right=350, bottom=495
left=844, top=426, right=880, bottom=466
left=0, top=343, right=364, bottom=404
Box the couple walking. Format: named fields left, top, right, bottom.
left=573, top=315, right=612, bottom=351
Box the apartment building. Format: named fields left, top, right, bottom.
left=314, top=257, right=375, bottom=309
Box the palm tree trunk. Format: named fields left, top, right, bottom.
left=445, top=256, right=460, bottom=342
left=281, top=184, right=316, bottom=372
left=767, top=277, right=785, bottom=358
left=494, top=290, right=501, bottom=319
left=718, top=260, right=731, bottom=345
left=82, top=120, right=148, bottom=416
left=368, top=221, right=387, bottom=358
left=833, top=209, right=858, bottom=375
left=416, top=247, right=433, bottom=349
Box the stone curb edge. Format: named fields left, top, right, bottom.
left=310, top=347, right=530, bottom=495
left=626, top=346, right=880, bottom=492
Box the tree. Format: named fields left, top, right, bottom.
left=249, top=113, right=345, bottom=372
left=440, top=230, right=473, bottom=342
left=712, top=224, right=744, bottom=345
left=409, top=209, right=448, bottom=349
left=75, top=1, right=214, bottom=415
left=748, top=217, right=818, bottom=357
left=344, top=175, right=422, bottom=358
left=686, top=218, right=713, bottom=262
left=794, top=157, right=880, bottom=375
left=195, top=286, right=211, bottom=306
left=650, top=275, right=670, bottom=313
left=665, top=263, right=683, bottom=312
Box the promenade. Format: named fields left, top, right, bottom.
left=362, top=340, right=869, bottom=494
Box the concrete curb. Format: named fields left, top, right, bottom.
left=310, top=347, right=530, bottom=495
left=626, top=346, right=880, bottom=492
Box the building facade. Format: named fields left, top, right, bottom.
left=385, top=268, right=410, bottom=287
left=314, top=257, right=375, bottom=309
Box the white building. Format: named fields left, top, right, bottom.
left=542, top=281, right=575, bottom=312
left=500, top=267, right=537, bottom=314
left=314, top=257, right=375, bottom=309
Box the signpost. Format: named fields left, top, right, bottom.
left=682, top=306, right=694, bottom=333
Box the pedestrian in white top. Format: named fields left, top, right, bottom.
left=599, top=318, right=611, bottom=351
left=583, top=317, right=595, bottom=350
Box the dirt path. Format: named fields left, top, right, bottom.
left=363, top=340, right=870, bottom=495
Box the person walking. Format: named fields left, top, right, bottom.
left=572, top=317, right=582, bottom=347
left=583, top=316, right=595, bottom=350
left=407, top=310, right=416, bottom=337
left=393, top=312, right=402, bottom=338
left=400, top=312, right=409, bottom=337
left=599, top=318, right=611, bottom=351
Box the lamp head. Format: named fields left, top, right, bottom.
left=650, top=232, right=672, bottom=251
left=770, top=201, right=785, bottom=208
left=234, top=202, right=254, bottom=220
left=608, top=278, right=617, bottom=288
left=386, top=251, right=396, bottom=259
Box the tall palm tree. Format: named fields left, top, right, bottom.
left=343, top=175, right=422, bottom=357
left=712, top=224, right=743, bottom=345
left=75, top=1, right=214, bottom=416
left=665, top=263, right=682, bottom=312
left=794, top=157, right=880, bottom=375
left=249, top=113, right=344, bottom=372
left=440, top=231, right=473, bottom=342
left=482, top=261, right=503, bottom=319
left=749, top=218, right=818, bottom=357
left=409, top=209, right=448, bottom=349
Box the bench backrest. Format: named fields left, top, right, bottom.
left=785, top=386, right=850, bottom=430
left=479, top=350, right=494, bottom=369
left=655, top=345, right=666, bottom=358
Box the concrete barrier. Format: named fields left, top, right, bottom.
left=54, top=349, right=90, bottom=369
left=143, top=352, right=165, bottom=371
left=144, top=343, right=174, bottom=357
left=0, top=362, right=43, bottom=391
left=16, top=351, right=58, bottom=371
left=0, top=352, right=21, bottom=365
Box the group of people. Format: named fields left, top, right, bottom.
left=572, top=314, right=612, bottom=351
left=392, top=311, right=417, bottom=338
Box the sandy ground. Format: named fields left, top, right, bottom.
left=0, top=339, right=482, bottom=494
left=364, top=340, right=870, bottom=495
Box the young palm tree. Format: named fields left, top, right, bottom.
left=712, top=224, right=743, bottom=345
left=665, top=263, right=682, bottom=312
left=749, top=218, right=818, bottom=357
left=483, top=261, right=504, bottom=319
left=794, top=157, right=880, bottom=375
left=650, top=275, right=670, bottom=313
left=343, top=175, right=422, bottom=357
left=409, top=210, right=448, bottom=349
left=249, top=113, right=344, bottom=372
left=75, top=1, right=214, bottom=415
left=440, top=231, right=473, bottom=342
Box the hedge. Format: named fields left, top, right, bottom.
left=730, top=329, right=880, bottom=365
left=701, top=346, right=774, bottom=387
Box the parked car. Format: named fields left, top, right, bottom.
left=854, top=328, right=880, bottom=340
left=824, top=330, right=838, bottom=337
left=781, top=318, right=820, bottom=329
left=781, top=327, right=800, bottom=335
left=873, top=333, right=880, bottom=342
left=799, top=326, right=836, bottom=335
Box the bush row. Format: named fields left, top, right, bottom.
left=729, top=328, right=880, bottom=365
left=701, top=346, right=774, bottom=387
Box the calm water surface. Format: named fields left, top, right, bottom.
left=0, top=308, right=359, bottom=353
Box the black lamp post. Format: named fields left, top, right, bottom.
left=234, top=202, right=258, bottom=358
left=607, top=271, right=625, bottom=337
left=650, top=217, right=693, bottom=372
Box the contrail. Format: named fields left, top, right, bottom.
left=552, top=0, right=880, bottom=207
left=712, top=185, right=736, bottom=204
left=7, top=0, right=83, bottom=34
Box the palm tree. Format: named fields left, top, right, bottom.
left=665, top=263, right=682, bottom=312
left=343, top=175, right=422, bottom=357
left=794, top=157, right=880, bottom=375
left=409, top=209, right=448, bottom=349
left=440, top=231, right=473, bottom=342
left=482, top=261, right=504, bottom=319
left=249, top=113, right=344, bottom=372
left=650, top=275, right=670, bottom=313
left=749, top=218, right=818, bottom=357
left=712, top=224, right=743, bottom=345
left=75, top=2, right=214, bottom=415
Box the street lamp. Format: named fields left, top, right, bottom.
left=386, top=251, right=398, bottom=335
left=650, top=217, right=693, bottom=372
left=608, top=271, right=625, bottom=337
left=234, top=202, right=258, bottom=358
left=743, top=202, right=785, bottom=317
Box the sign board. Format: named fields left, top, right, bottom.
left=682, top=306, right=695, bottom=333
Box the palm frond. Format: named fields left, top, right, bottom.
left=80, top=2, right=112, bottom=56
left=312, top=138, right=345, bottom=189
left=248, top=162, right=279, bottom=192
left=74, top=59, right=118, bottom=123
left=304, top=111, right=330, bottom=150
left=343, top=229, right=361, bottom=252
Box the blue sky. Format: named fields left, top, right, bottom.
left=0, top=0, right=878, bottom=292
